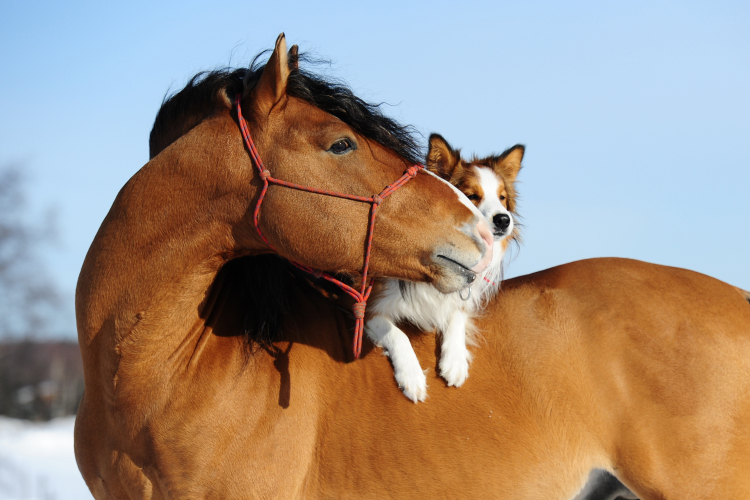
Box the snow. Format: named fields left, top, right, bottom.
left=0, top=416, right=92, bottom=500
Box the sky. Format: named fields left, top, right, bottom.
left=1, top=0, right=749, bottom=338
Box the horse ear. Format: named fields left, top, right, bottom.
left=493, top=145, right=524, bottom=182
left=289, top=44, right=299, bottom=71
left=248, top=33, right=290, bottom=116
left=426, top=134, right=462, bottom=181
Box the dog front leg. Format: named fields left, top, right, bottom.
left=365, top=316, right=427, bottom=403
left=439, top=309, right=471, bottom=387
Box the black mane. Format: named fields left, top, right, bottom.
left=149, top=69, right=246, bottom=159
left=149, top=50, right=421, bottom=348
left=149, top=53, right=422, bottom=163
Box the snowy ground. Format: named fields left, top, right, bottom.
left=0, top=416, right=91, bottom=500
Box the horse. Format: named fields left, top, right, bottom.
left=74, top=33, right=493, bottom=498
left=75, top=35, right=750, bottom=499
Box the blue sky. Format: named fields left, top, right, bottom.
left=1, top=1, right=748, bottom=338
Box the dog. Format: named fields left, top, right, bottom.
left=366, top=134, right=524, bottom=402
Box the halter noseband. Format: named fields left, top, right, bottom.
left=235, top=94, right=423, bottom=359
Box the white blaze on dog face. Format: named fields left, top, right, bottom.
left=474, top=166, right=512, bottom=232
left=456, top=165, right=514, bottom=239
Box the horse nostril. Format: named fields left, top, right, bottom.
left=493, top=213, right=511, bottom=231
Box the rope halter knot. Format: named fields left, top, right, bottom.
left=234, top=94, right=424, bottom=359
left=352, top=302, right=367, bottom=319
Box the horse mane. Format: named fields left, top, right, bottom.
left=149, top=53, right=422, bottom=163
left=149, top=51, right=422, bottom=348
left=149, top=69, right=246, bottom=159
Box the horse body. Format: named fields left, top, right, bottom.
left=75, top=35, right=750, bottom=499
left=78, top=252, right=750, bottom=498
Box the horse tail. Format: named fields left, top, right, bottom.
left=736, top=287, right=750, bottom=305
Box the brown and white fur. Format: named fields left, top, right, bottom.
left=366, top=134, right=524, bottom=402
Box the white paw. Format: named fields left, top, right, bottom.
left=439, top=345, right=470, bottom=387
left=393, top=363, right=427, bottom=403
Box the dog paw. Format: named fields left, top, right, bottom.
left=439, top=347, right=470, bottom=387
left=394, top=364, right=427, bottom=403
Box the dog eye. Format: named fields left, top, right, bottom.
left=500, top=195, right=506, bottom=201
left=467, top=194, right=480, bottom=201
left=329, top=138, right=354, bottom=155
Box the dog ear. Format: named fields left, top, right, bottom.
left=493, top=144, right=524, bottom=182
left=246, top=33, right=290, bottom=117
left=426, top=134, right=462, bottom=181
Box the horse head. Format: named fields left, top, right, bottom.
left=235, top=34, right=493, bottom=293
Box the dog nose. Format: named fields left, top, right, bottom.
left=493, top=213, right=511, bottom=233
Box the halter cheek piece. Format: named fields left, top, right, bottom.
left=235, top=94, right=423, bottom=359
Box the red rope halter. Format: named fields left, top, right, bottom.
left=235, top=95, right=423, bottom=359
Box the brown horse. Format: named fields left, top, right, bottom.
left=75, top=35, right=750, bottom=499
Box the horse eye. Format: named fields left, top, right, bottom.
left=329, top=139, right=354, bottom=155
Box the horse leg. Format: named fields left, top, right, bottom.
left=365, top=315, right=427, bottom=402
left=572, top=469, right=639, bottom=500
left=439, top=309, right=471, bottom=387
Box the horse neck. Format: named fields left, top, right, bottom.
left=76, top=111, right=259, bottom=362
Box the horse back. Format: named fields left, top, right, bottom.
left=491, top=257, right=750, bottom=497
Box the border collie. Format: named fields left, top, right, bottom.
left=366, top=134, right=524, bottom=402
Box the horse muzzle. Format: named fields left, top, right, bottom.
left=430, top=218, right=493, bottom=293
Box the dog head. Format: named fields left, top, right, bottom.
left=426, top=134, right=523, bottom=251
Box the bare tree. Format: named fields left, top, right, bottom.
left=0, top=164, right=62, bottom=339
left=0, top=164, right=83, bottom=420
